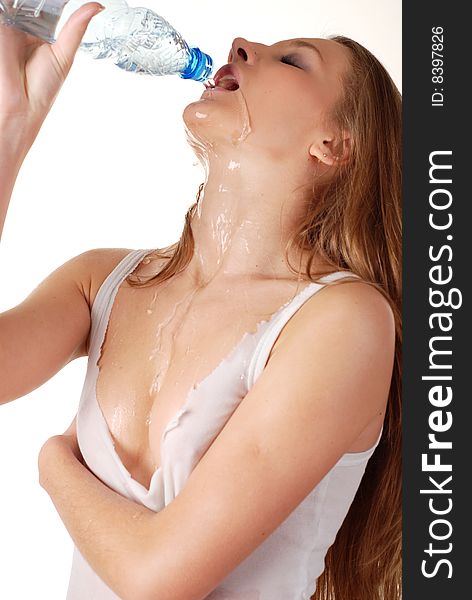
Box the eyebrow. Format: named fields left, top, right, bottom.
left=289, top=40, right=324, bottom=63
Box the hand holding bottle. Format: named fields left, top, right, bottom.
left=1, top=0, right=213, bottom=82
left=0, top=2, right=104, bottom=140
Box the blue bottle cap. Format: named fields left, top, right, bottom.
left=181, top=47, right=214, bottom=82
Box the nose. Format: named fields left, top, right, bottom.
left=228, top=37, right=258, bottom=65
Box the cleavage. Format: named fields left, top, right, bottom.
left=94, top=275, right=304, bottom=488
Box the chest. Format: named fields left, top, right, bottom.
left=93, top=277, right=299, bottom=489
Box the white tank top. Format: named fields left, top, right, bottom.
left=67, top=248, right=383, bottom=600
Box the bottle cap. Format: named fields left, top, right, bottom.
left=181, top=47, right=214, bottom=82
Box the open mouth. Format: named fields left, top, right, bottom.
left=204, top=64, right=240, bottom=91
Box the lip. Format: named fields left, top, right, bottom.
left=201, top=86, right=233, bottom=97
left=213, top=63, right=241, bottom=88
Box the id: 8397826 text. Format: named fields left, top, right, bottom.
left=431, top=26, right=444, bottom=107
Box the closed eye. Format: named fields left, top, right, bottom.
left=280, top=55, right=302, bottom=68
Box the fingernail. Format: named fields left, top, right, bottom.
left=84, top=4, right=104, bottom=17
left=90, top=3, right=105, bottom=14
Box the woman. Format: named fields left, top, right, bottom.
left=0, top=3, right=402, bottom=600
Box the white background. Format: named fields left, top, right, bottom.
left=0, top=1, right=401, bottom=597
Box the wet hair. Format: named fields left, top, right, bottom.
left=127, top=34, right=402, bottom=600
left=305, top=35, right=402, bottom=600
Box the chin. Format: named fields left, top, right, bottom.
left=183, top=103, right=234, bottom=150
left=183, top=103, right=211, bottom=143
left=182, top=99, right=207, bottom=126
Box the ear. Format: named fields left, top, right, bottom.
left=309, top=130, right=352, bottom=166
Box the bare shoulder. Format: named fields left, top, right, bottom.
left=284, top=279, right=396, bottom=347
left=266, top=279, right=396, bottom=451
left=270, top=279, right=396, bottom=355
left=303, top=278, right=397, bottom=393
left=75, top=247, right=136, bottom=311
left=270, top=279, right=396, bottom=412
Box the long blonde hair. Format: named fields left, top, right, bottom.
left=127, top=34, right=402, bottom=600
left=307, top=35, right=402, bottom=600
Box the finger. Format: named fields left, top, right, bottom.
left=51, top=2, right=105, bottom=79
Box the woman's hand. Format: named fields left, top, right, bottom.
left=38, top=415, right=85, bottom=489
left=0, top=2, right=105, bottom=144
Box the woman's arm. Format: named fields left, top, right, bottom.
left=0, top=6, right=114, bottom=405
left=0, top=5, right=105, bottom=241
left=0, top=117, right=29, bottom=241
left=39, top=282, right=395, bottom=600
left=38, top=434, right=156, bottom=598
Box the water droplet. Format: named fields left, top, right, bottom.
left=228, top=159, right=240, bottom=170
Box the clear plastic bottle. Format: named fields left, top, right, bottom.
left=0, top=0, right=213, bottom=81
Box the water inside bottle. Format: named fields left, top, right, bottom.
left=0, top=0, right=64, bottom=43
left=78, top=7, right=192, bottom=76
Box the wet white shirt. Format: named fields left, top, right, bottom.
left=67, top=248, right=382, bottom=600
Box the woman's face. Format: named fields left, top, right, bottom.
left=183, top=37, right=352, bottom=161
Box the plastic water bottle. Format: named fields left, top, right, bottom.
left=0, top=0, right=213, bottom=81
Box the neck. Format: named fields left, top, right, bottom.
left=185, top=147, right=325, bottom=286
